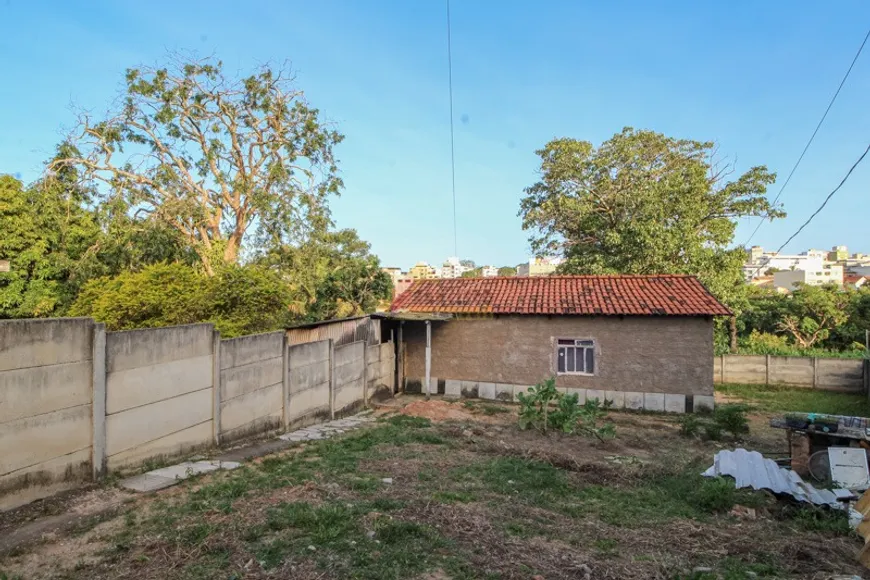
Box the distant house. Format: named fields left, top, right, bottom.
left=481, top=265, right=498, bottom=277
left=773, top=265, right=844, bottom=291
left=517, top=256, right=562, bottom=277
left=389, top=275, right=730, bottom=413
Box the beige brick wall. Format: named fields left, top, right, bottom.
left=403, top=315, right=713, bottom=396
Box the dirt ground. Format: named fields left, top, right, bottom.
left=0, top=395, right=864, bottom=580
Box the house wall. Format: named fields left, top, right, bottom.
left=403, top=315, right=714, bottom=412
left=0, top=318, right=95, bottom=511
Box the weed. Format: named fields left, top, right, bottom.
left=702, top=421, right=723, bottom=441
left=678, top=414, right=701, bottom=437
left=713, top=403, right=750, bottom=438
left=781, top=505, right=853, bottom=535
left=517, top=377, right=614, bottom=438
left=594, top=538, right=619, bottom=556
left=432, top=490, right=477, bottom=503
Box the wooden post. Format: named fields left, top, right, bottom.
left=91, top=323, right=107, bottom=480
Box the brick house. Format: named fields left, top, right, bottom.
left=388, top=275, right=730, bottom=413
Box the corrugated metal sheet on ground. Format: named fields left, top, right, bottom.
left=702, top=448, right=852, bottom=509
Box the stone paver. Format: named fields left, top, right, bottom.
left=121, top=412, right=375, bottom=493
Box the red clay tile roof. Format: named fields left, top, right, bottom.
left=390, top=275, right=731, bottom=316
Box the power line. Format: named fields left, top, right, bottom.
left=748, top=141, right=870, bottom=278
left=446, top=0, right=458, bottom=257
left=743, top=25, right=870, bottom=247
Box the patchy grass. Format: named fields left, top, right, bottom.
left=462, top=400, right=511, bottom=416
left=0, top=407, right=862, bottom=579
left=717, top=382, right=870, bottom=416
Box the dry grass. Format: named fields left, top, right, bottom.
left=0, top=398, right=863, bottom=580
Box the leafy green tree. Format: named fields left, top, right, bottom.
left=777, top=284, right=850, bottom=348
left=832, top=288, right=870, bottom=351
left=263, top=228, right=391, bottom=321
left=497, top=266, right=517, bottom=277
left=205, top=264, right=294, bottom=336
left=54, top=55, right=344, bottom=275
left=461, top=268, right=483, bottom=278
left=459, top=259, right=476, bottom=269
left=518, top=128, right=782, bottom=306
left=0, top=155, right=101, bottom=317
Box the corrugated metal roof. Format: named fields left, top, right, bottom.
left=702, top=448, right=851, bottom=508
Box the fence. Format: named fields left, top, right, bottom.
left=0, top=318, right=395, bottom=511
left=714, top=354, right=870, bottom=393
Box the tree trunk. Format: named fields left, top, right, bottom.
left=729, top=316, right=738, bottom=354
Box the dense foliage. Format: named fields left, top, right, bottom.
left=519, top=127, right=782, bottom=309
left=0, top=54, right=390, bottom=334
left=725, top=284, right=870, bottom=357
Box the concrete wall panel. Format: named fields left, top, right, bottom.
left=769, top=356, right=813, bottom=386
left=106, top=324, right=213, bottom=373
left=108, top=421, right=213, bottom=470
left=0, top=405, right=92, bottom=477
left=220, top=383, right=283, bottom=434
left=288, top=340, right=330, bottom=370
left=106, top=388, right=212, bottom=458
left=221, top=411, right=283, bottom=444
left=0, top=361, right=91, bottom=423
left=220, top=332, right=284, bottom=370
left=289, top=362, right=330, bottom=394
left=0, top=318, right=93, bottom=371
left=817, top=358, right=864, bottom=391
left=221, top=357, right=282, bottom=401
left=286, top=383, right=330, bottom=424
left=335, top=359, right=364, bottom=386
left=335, top=341, right=364, bottom=367
left=335, top=378, right=364, bottom=411
left=0, top=448, right=91, bottom=512
left=723, top=355, right=766, bottom=384
left=106, top=354, right=213, bottom=414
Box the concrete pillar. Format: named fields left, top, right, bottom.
left=91, top=323, right=107, bottom=480
left=397, top=322, right=405, bottom=393
left=721, top=354, right=726, bottom=383
left=363, top=342, right=369, bottom=408
left=282, top=334, right=290, bottom=429
left=212, top=330, right=221, bottom=446
left=424, top=321, right=431, bottom=400
left=329, top=339, right=336, bottom=420
left=765, top=354, right=770, bottom=385
left=812, top=357, right=818, bottom=389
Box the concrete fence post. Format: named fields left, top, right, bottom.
left=91, top=323, right=107, bottom=480
left=363, top=343, right=369, bottom=408
left=721, top=354, right=727, bottom=384
left=329, top=339, right=336, bottom=420
left=765, top=354, right=771, bottom=386
left=282, top=334, right=290, bottom=430
left=812, top=357, right=818, bottom=390
left=212, top=329, right=221, bottom=446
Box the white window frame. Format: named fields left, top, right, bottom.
left=555, top=338, right=596, bottom=376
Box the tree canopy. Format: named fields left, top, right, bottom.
left=519, top=128, right=782, bottom=305
left=54, top=56, right=344, bottom=274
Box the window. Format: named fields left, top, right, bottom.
left=556, top=339, right=595, bottom=375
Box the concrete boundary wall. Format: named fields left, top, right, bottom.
left=219, top=332, right=285, bottom=443
left=333, top=341, right=365, bottom=416
left=1, top=319, right=394, bottom=512
left=105, top=325, right=215, bottom=470
left=0, top=318, right=96, bottom=511
left=714, top=355, right=867, bottom=392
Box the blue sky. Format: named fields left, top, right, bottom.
left=2, top=1, right=869, bottom=270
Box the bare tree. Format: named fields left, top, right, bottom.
left=54, top=55, right=343, bottom=275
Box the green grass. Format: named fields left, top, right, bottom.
left=717, top=383, right=870, bottom=416
left=462, top=400, right=511, bottom=415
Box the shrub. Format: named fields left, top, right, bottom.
left=702, top=422, right=723, bottom=441
left=714, top=404, right=750, bottom=438
left=678, top=414, right=701, bottom=437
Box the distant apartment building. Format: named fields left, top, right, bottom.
left=439, top=257, right=470, bottom=279
left=743, top=246, right=826, bottom=281
left=517, top=256, right=562, bottom=277
left=773, top=264, right=844, bottom=291
left=409, top=262, right=437, bottom=279
left=481, top=265, right=498, bottom=277
left=828, top=245, right=849, bottom=262
left=381, top=267, right=404, bottom=285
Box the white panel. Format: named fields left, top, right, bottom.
left=221, top=357, right=282, bottom=400
left=220, top=383, right=283, bottom=433
left=0, top=405, right=91, bottom=476
left=0, top=361, right=92, bottom=423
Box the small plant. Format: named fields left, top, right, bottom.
left=702, top=421, right=723, bottom=441
left=678, top=414, right=701, bottom=437
left=517, top=378, right=615, bottom=438
left=713, top=403, right=750, bottom=438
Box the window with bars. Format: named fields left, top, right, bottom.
left=556, top=339, right=595, bottom=375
